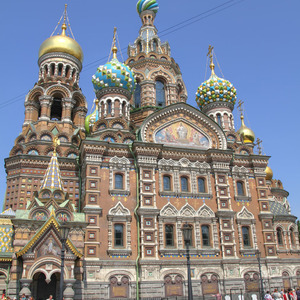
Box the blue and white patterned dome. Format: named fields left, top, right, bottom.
left=137, top=0, right=159, bottom=14
left=92, top=57, right=135, bottom=96
left=196, top=72, right=237, bottom=111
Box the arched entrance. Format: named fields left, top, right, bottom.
left=32, top=272, right=60, bottom=300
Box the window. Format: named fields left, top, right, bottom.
left=242, top=226, right=251, bottom=247
left=153, top=40, right=158, bottom=52
left=217, top=114, right=222, bottom=126
left=50, top=97, right=62, bottom=121
left=156, top=80, right=166, bottom=107
left=277, top=228, right=283, bottom=245
left=114, top=224, right=124, bottom=247
left=201, top=225, right=210, bottom=247
left=163, top=175, right=171, bottom=191
left=115, top=174, right=123, bottom=190
left=198, top=178, right=205, bottom=193
left=107, top=100, right=112, bottom=114
left=237, top=181, right=244, bottom=196
left=290, top=228, right=295, bottom=245
left=134, top=82, right=141, bottom=108
left=138, top=41, right=142, bottom=52
left=180, top=177, right=188, bottom=192
left=165, top=224, right=174, bottom=247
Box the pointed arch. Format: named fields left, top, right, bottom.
left=197, top=204, right=215, bottom=218
left=179, top=203, right=196, bottom=217
left=160, top=203, right=178, bottom=217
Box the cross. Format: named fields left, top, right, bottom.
left=256, top=138, right=263, bottom=155
left=237, top=99, right=244, bottom=116
left=207, top=45, right=214, bottom=60
left=63, top=4, right=67, bottom=23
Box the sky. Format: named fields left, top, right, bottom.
left=0, top=0, right=299, bottom=217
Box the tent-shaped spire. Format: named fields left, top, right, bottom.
left=40, top=137, right=64, bottom=191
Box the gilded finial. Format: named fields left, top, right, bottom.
left=112, top=27, right=118, bottom=59
left=256, top=138, right=263, bottom=155
left=53, top=136, right=60, bottom=156
left=207, top=45, right=215, bottom=75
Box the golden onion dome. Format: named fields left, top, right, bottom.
left=265, top=166, right=273, bottom=181
left=237, top=115, right=255, bottom=143
left=39, top=23, right=83, bottom=63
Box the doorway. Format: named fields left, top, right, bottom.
left=32, top=272, right=59, bottom=300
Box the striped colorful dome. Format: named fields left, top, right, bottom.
left=137, top=0, right=159, bottom=14
left=196, top=72, right=237, bottom=110
left=92, top=57, right=135, bottom=96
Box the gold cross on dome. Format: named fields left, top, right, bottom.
left=237, top=99, right=244, bottom=116
left=207, top=45, right=214, bottom=59
left=256, top=138, right=263, bottom=155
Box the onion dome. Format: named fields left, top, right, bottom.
left=137, top=0, right=159, bottom=14
left=92, top=46, right=135, bottom=99
left=39, top=23, right=83, bottom=63
left=196, top=70, right=237, bottom=112
left=85, top=100, right=99, bottom=134
left=237, top=115, right=255, bottom=143
left=265, top=166, right=273, bottom=181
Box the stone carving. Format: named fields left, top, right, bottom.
left=179, top=203, right=196, bottom=217
left=108, top=202, right=130, bottom=216
left=198, top=204, right=215, bottom=218
left=160, top=203, right=178, bottom=216
left=237, top=207, right=254, bottom=220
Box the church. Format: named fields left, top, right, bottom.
left=0, top=0, right=299, bottom=299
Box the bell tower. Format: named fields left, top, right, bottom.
left=4, top=6, right=87, bottom=212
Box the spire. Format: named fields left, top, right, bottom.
left=207, top=45, right=215, bottom=75
left=40, top=137, right=64, bottom=191
left=237, top=99, right=255, bottom=144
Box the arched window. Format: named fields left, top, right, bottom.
left=290, top=228, right=295, bottom=246
left=163, top=175, right=171, bottom=191
left=198, top=178, right=206, bottom=193
left=242, top=226, right=251, bottom=246
left=138, top=41, right=142, bottom=52
left=50, top=96, right=62, bottom=121
left=201, top=225, right=210, bottom=247
left=114, top=224, right=124, bottom=247
left=237, top=181, right=244, bottom=196
left=115, top=174, right=123, bottom=190
left=217, top=114, right=222, bottom=126
left=277, top=228, right=283, bottom=245
left=180, top=177, right=188, bottom=192
left=134, top=82, right=141, bottom=108
left=50, top=64, right=55, bottom=76
left=153, top=40, right=158, bottom=52
left=58, top=64, right=63, bottom=76
left=165, top=224, right=174, bottom=247
left=156, top=80, right=166, bottom=107
left=107, top=100, right=112, bottom=114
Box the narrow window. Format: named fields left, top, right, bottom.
left=107, top=100, right=112, bottom=114
left=237, top=181, right=244, bottom=196
left=242, top=226, right=251, bottom=247
left=58, top=64, right=63, bottom=76
left=217, top=114, right=222, bottom=126
left=165, top=224, right=174, bottom=247
left=201, top=225, right=210, bottom=247
left=156, top=80, right=166, bottom=107
left=114, top=224, right=124, bottom=247
left=50, top=64, right=55, bottom=76
left=115, top=174, right=123, bottom=190
left=181, top=177, right=188, bottom=192
left=277, top=228, right=283, bottom=245
left=50, top=97, right=62, bottom=121
left=138, top=41, right=142, bottom=52
left=134, top=82, right=141, bottom=108
left=198, top=178, right=205, bottom=193
left=290, top=228, right=295, bottom=245
left=153, top=40, right=158, bottom=52
left=163, top=175, right=171, bottom=191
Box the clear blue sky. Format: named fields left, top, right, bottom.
left=0, top=1, right=299, bottom=217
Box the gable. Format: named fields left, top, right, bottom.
left=140, top=103, right=227, bottom=150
